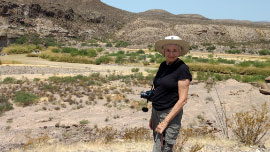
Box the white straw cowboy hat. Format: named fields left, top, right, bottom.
left=155, top=36, right=190, bottom=56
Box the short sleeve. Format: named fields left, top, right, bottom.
left=177, top=64, right=192, bottom=81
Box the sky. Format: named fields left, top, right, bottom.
left=101, top=0, right=270, bottom=22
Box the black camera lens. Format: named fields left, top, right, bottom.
left=142, top=107, right=148, bottom=112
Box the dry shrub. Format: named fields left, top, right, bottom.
left=173, top=130, right=189, bottom=152
left=174, top=127, right=212, bottom=152
left=123, top=127, right=151, bottom=141
left=94, top=127, right=118, bottom=144
left=2, top=44, right=42, bottom=54
left=39, top=50, right=94, bottom=64
left=23, top=134, right=49, bottom=150
left=189, top=143, right=204, bottom=152
left=229, top=102, right=270, bottom=146
left=188, top=63, right=270, bottom=76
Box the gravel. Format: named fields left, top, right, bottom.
left=0, top=65, right=90, bottom=75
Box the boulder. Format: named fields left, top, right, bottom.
left=265, top=76, right=270, bottom=83
left=259, top=76, right=270, bottom=95
left=64, top=8, right=74, bottom=21
left=29, top=4, right=42, bottom=18
left=259, top=89, right=270, bottom=95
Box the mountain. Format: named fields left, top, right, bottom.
left=0, top=0, right=270, bottom=48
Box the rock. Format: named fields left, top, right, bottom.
left=259, top=89, right=270, bottom=95
left=64, top=8, right=74, bottom=21
left=55, top=122, right=60, bottom=128
left=64, top=125, right=71, bottom=129
left=190, top=93, right=199, bottom=97
left=88, top=15, right=105, bottom=23
left=72, top=124, right=78, bottom=127
left=206, top=77, right=214, bottom=84
left=258, top=144, right=266, bottom=149
left=29, top=4, right=41, bottom=18
left=265, top=76, right=270, bottom=83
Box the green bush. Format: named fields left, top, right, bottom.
left=225, top=49, right=243, bottom=54
left=115, top=41, right=130, bottom=48
left=14, top=35, right=59, bottom=47
left=136, top=49, right=145, bottom=54
left=87, top=49, right=97, bottom=57
left=96, top=48, right=104, bottom=52
left=49, top=76, right=78, bottom=83
left=131, top=68, right=139, bottom=72
left=241, top=75, right=266, bottom=83
left=236, top=61, right=270, bottom=68
left=109, top=50, right=125, bottom=56
left=95, top=56, right=111, bottom=65
left=43, top=37, right=60, bottom=47
left=33, top=78, right=40, bottom=82
left=115, top=55, right=125, bottom=64
left=190, top=45, right=198, bottom=50
left=217, top=58, right=235, bottom=64
left=89, top=43, right=100, bottom=47
left=2, top=77, right=16, bottom=84
left=61, top=47, right=78, bottom=54
left=213, top=73, right=229, bottom=81
left=106, top=42, right=113, bottom=47
left=237, top=61, right=253, bottom=67
left=196, top=72, right=209, bottom=81
left=258, top=49, right=270, bottom=55
left=52, top=47, right=98, bottom=58
left=40, top=50, right=94, bottom=64
left=14, top=91, right=39, bottom=106
left=14, top=35, right=28, bottom=44
left=128, top=56, right=137, bottom=63
left=252, top=61, right=270, bottom=68
left=80, top=120, right=89, bottom=125
left=0, top=96, right=13, bottom=115
left=52, top=48, right=61, bottom=53
left=206, top=46, right=216, bottom=52
left=147, top=44, right=153, bottom=50
left=138, top=55, right=146, bottom=61
left=188, top=61, right=270, bottom=76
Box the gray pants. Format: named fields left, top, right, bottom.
left=151, top=107, right=183, bottom=152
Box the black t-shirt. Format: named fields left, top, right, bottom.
left=151, top=59, right=192, bottom=111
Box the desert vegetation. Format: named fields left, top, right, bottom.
left=1, top=69, right=270, bottom=151
left=1, top=0, right=270, bottom=151
left=1, top=36, right=270, bottom=152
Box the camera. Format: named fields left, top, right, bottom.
left=141, top=90, right=154, bottom=101
left=140, top=89, right=155, bottom=112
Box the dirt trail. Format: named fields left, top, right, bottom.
left=0, top=54, right=155, bottom=79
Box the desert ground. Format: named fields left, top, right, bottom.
left=0, top=54, right=270, bottom=152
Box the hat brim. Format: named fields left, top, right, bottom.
left=155, top=40, right=190, bottom=56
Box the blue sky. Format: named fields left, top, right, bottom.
left=101, top=0, right=270, bottom=22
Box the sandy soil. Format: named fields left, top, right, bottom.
left=0, top=54, right=270, bottom=152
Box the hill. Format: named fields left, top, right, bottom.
left=0, top=0, right=270, bottom=48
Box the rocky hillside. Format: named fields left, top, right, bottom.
left=0, top=0, right=270, bottom=48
